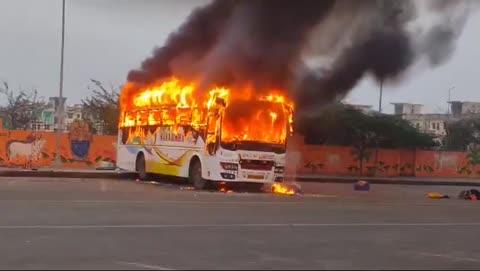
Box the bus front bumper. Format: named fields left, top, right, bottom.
left=216, top=170, right=283, bottom=183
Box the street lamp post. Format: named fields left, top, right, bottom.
left=378, top=79, right=383, bottom=113
left=447, top=86, right=455, bottom=115
left=55, top=0, right=66, bottom=167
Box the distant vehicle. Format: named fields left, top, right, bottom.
left=116, top=78, right=293, bottom=189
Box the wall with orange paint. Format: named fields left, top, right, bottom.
left=2, top=129, right=479, bottom=179
left=287, top=135, right=480, bottom=178
left=0, top=129, right=116, bottom=169
left=414, top=150, right=479, bottom=177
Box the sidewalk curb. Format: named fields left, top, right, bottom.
left=0, top=170, right=136, bottom=179
left=295, top=176, right=480, bottom=187
left=1, top=170, right=480, bottom=187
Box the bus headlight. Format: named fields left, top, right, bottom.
left=220, top=162, right=238, bottom=171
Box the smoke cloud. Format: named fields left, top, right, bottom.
left=127, top=0, right=236, bottom=83
left=126, top=0, right=476, bottom=115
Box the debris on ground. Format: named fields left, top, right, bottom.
left=426, top=192, right=450, bottom=199
left=458, top=189, right=480, bottom=201
left=354, top=180, right=370, bottom=191
left=180, top=186, right=195, bottom=191
left=214, top=181, right=234, bottom=193
left=219, top=187, right=233, bottom=193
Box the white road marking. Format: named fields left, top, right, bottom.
left=116, top=261, right=174, bottom=270
left=419, top=252, right=480, bottom=263
left=0, top=222, right=479, bottom=229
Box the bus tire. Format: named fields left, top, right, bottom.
left=135, top=153, right=147, bottom=181
left=189, top=158, right=207, bottom=190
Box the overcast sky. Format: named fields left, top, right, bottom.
left=0, top=0, right=479, bottom=113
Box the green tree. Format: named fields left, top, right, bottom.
left=82, top=79, right=120, bottom=135
left=296, top=104, right=436, bottom=174
left=0, top=82, right=46, bottom=130
left=296, top=103, right=436, bottom=149
left=444, top=118, right=480, bottom=151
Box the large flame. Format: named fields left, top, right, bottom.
left=132, top=79, right=195, bottom=109
left=120, top=78, right=293, bottom=145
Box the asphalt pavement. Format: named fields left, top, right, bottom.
left=0, top=177, right=479, bottom=269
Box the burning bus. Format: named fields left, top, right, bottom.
left=116, top=78, right=293, bottom=189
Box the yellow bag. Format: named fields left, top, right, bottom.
left=427, top=192, right=449, bottom=199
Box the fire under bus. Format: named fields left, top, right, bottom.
left=116, top=78, right=294, bottom=189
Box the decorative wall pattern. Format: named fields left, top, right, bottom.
left=0, top=124, right=116, bottom=169
left=287, top=135, right=480, bottom=178
left=2, top=130, right=479, bottom=179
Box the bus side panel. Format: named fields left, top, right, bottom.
left=144, top=145, right=202, bottom=178
left=116, top=143, right=143, bottom=172
left=202, top=154, right=220, bottom=181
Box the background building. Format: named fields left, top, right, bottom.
left=29, top=97, right=62, bottom=131
left=65, top=104, right=83, bottom=130
left=392, top=103, right=423, bottom=115
left=27, top=97, right=104, bottom=134
left=392, top=103, right=448, bottom=138
left=449, top=101, right=480, bottom=118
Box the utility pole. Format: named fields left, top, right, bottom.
left=378, top=79, right=383, bottom=113
left=378, top=0, right=385, bottom=114
left=447, top=86, right=454, bottom=115
left=55, top=0, right=66, bottom=167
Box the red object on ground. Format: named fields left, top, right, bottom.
left=354, top=180, right=370, bottom=191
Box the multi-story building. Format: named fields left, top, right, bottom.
left=29, top=97, right=63, bottom=131
left=449, top=101, right=480, bottom=118
left=29, top=97, right=81, bottom=132
left=392, top=103, right=448, bottom=138
left=392, top=103, right=423, bottom=115
left=391, top=101, right=480, bottom=143
left=401, top=113, right=449, bottom=137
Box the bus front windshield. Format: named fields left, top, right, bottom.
left=220, top=100, right=290, bottom=152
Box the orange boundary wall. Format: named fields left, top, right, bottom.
left=1, top=129, right=478, bottom=178
left=0, top=129, right=116, bottom=169
left=287, top=135, right=480, bottom=178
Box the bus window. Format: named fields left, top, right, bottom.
left=148, top=110, right=162, bottom=126
left=206, top=109, right=221, bottom=155
left=121, top=127, right=129, bottom=144
left=176, top=108, right=191, bottom=126
left=162, top=108, right=176, bottom=126
left=136, top=111, right=148, bottom=126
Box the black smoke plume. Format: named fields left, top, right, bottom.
left=128, top=0, right=335, bottom=92
left=127, top=0, right=236, bottom=83
left=126, top=0, right=475, bottom=115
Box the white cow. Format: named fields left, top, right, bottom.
left=8, top=139, right=46, bottom=161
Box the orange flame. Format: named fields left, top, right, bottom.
left=271, top=183, right=296, bottom=196
left=120, top=78, right=293, bottom=145
left=132, top=78, right=195, bottom=109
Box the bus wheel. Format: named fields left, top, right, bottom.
left=189, top=159, right=207, bottom=190
left=136, top=153, right=147, bottom=181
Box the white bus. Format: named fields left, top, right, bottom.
left=116, top=79, right=293, bottom=189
